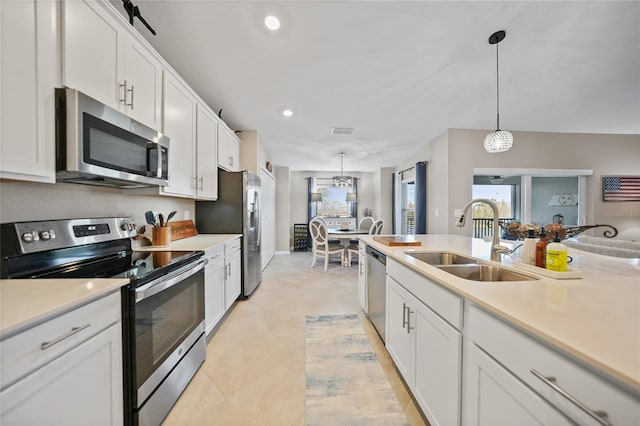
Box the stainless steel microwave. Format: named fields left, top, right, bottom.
left=55, top=88, right=169, bottom=188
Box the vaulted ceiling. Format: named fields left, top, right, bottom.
left=113, top=1, right=640, bottom=172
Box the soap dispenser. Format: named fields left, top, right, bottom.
left=522, top=229, right=537, bottom=265
left=546, top=232, right=568, bottom=272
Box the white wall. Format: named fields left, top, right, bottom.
left=0, top=181, right=194, bottom=235
left=274, top=166, right=291, bottom=252
left=372, top=167, right=394, bottom=234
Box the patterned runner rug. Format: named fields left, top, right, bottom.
left=305, top=314, right=409, bottom=425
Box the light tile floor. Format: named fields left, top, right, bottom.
left=164, top=252, right=428, bottom=426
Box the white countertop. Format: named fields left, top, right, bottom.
left=0, top=234, right=240, bottom=339
left=360, top=234, right=640, bottom=391
left=134, top=234, right=241, bottom=252
left=0, top=278, right=128, bottom=339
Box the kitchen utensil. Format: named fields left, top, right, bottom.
left=166, top=211, right=177, bottom=224
left=158, top=213, right=165, bottom=227
left=145, top=211, right=157, bottom=227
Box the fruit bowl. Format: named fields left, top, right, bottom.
left=500, top=222, right=618, bottom=241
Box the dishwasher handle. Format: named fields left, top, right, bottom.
left=366, top=246, right=386, bottom=265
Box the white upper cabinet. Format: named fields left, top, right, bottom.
left=123, top=35, right=162, bottom=129
left=161, top=70, right=197, bottom=198
left=159, top=71, right=219, bottom=200
left=196, top=105, right=219, bottom=200
left=62, top=0, right=162, bottom=130
left=218, top=125, right=240, bottom=172
left=0, top=0, right=57, bottom=183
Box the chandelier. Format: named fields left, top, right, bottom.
left=484, top=30, right=513, bottom=153
left=332, top=152, right=352, bottom=187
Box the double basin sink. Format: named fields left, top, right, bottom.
left=406, top=252, right=538, bottom=282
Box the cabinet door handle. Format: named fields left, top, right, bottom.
left=193, top=177, right=198, bottom=189
left=199, top=177, right=204, bottom=191
left=530, top=369, right=611, bottom=426
left=119, top=80, right=128, bottom=105
left=228, top=156, right=234, bottom=167
left=127, top=84, right=135, bottom=109
left=41, top=323, right=91, bottom=350
left=402, top=302, right=408, bottom=329
left=406, top=308, right=414, bottom=334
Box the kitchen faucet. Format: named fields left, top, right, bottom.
left=457, top=198, right=510, bottom=261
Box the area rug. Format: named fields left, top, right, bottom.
left=305, top=314, right=409, bottom=425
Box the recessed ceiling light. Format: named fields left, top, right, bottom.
left=282, top=109, right=294, bottom=117
left=264, top=15, right=280, bottom=31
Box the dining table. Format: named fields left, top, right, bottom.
left=327, top=228, right=369, bottom=266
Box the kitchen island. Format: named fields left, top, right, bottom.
left=359, top=234, right=639, bottom=425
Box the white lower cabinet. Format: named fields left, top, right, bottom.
left=386, top=274, right=462, bottom=426
left=204, top=238, right=242, bottom=334
left=379, top=254, right=639, bottom=426
left=464, top=305, right=640, bottom=426
left=224, top=239, right=242, bottom=310
left=1, top=292, right=122, bottom=425
left=463, top=342, right=572, bottom=426
left=204, top=245, right=225, bottom=335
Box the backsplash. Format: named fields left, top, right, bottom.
left=0, top=181, right=194, bottom=233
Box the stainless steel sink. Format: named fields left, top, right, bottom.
left=406, top=252, right=478, bottom=265
left=437, top=264, right=538, bottom=282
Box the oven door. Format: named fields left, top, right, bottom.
left=130, top=258, right=206, bottom=407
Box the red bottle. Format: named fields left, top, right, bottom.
left=535, top=228, right=548, bottom=268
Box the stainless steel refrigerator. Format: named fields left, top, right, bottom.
left=195, top=170, right=262, bottom=297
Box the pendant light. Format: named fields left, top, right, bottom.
left=484, top=30, right=513, bottom=153
left=332, top=153, right=352, bottom=187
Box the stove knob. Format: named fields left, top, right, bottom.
left=21, top=231, right=40, bottom=243
left=39, top=230, right=56, bottom=241
left=121, top=223, right=135, bottom=231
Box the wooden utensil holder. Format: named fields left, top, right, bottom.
left=152, top=227, right=171, bottom=247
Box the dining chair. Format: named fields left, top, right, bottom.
left=372, top=219, right=384, bottom=235
left=309, top=217, right=345, bottom=271
left=349, top=216, right=375, bottom=246
left=358, top=216, right=375, bottom=232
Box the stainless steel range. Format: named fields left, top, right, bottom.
left=0, top=217, right=207, bottom=426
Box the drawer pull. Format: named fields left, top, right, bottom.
left=402, top=302, right=408, bottom=329
left=530, top=369, right=611, bottom=426
left=41, top=323, right=91, bottom=350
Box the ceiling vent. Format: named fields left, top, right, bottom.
left=331, top=127, right=354, bottom=135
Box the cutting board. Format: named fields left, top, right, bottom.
left=373, top=236, right=422, bottom=246
left=169, top=220, right=198, bottom=241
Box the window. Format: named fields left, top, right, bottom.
left=471, top=182, right=517, bottom=238
left=472, top=168, right=592, bottom=238
left=311, top=178, right=355, bottom=217
left=401, top=182, right=415, bottom=235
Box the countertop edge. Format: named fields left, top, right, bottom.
left=0, top=280, right=127, bottom=340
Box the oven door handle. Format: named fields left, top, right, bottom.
left=135, top=258, right=207, bottom=302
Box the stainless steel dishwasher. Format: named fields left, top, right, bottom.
left=366, top=245, right=386, bottom=342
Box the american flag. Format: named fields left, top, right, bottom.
left=602, top=176, right=640, bottom=201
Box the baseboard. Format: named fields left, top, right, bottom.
left=276, top=250, right=291, bottom=255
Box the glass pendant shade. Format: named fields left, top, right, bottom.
left=484, top=130, right=513, bottom=153
left=484, top=30, right=513, bottom=153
